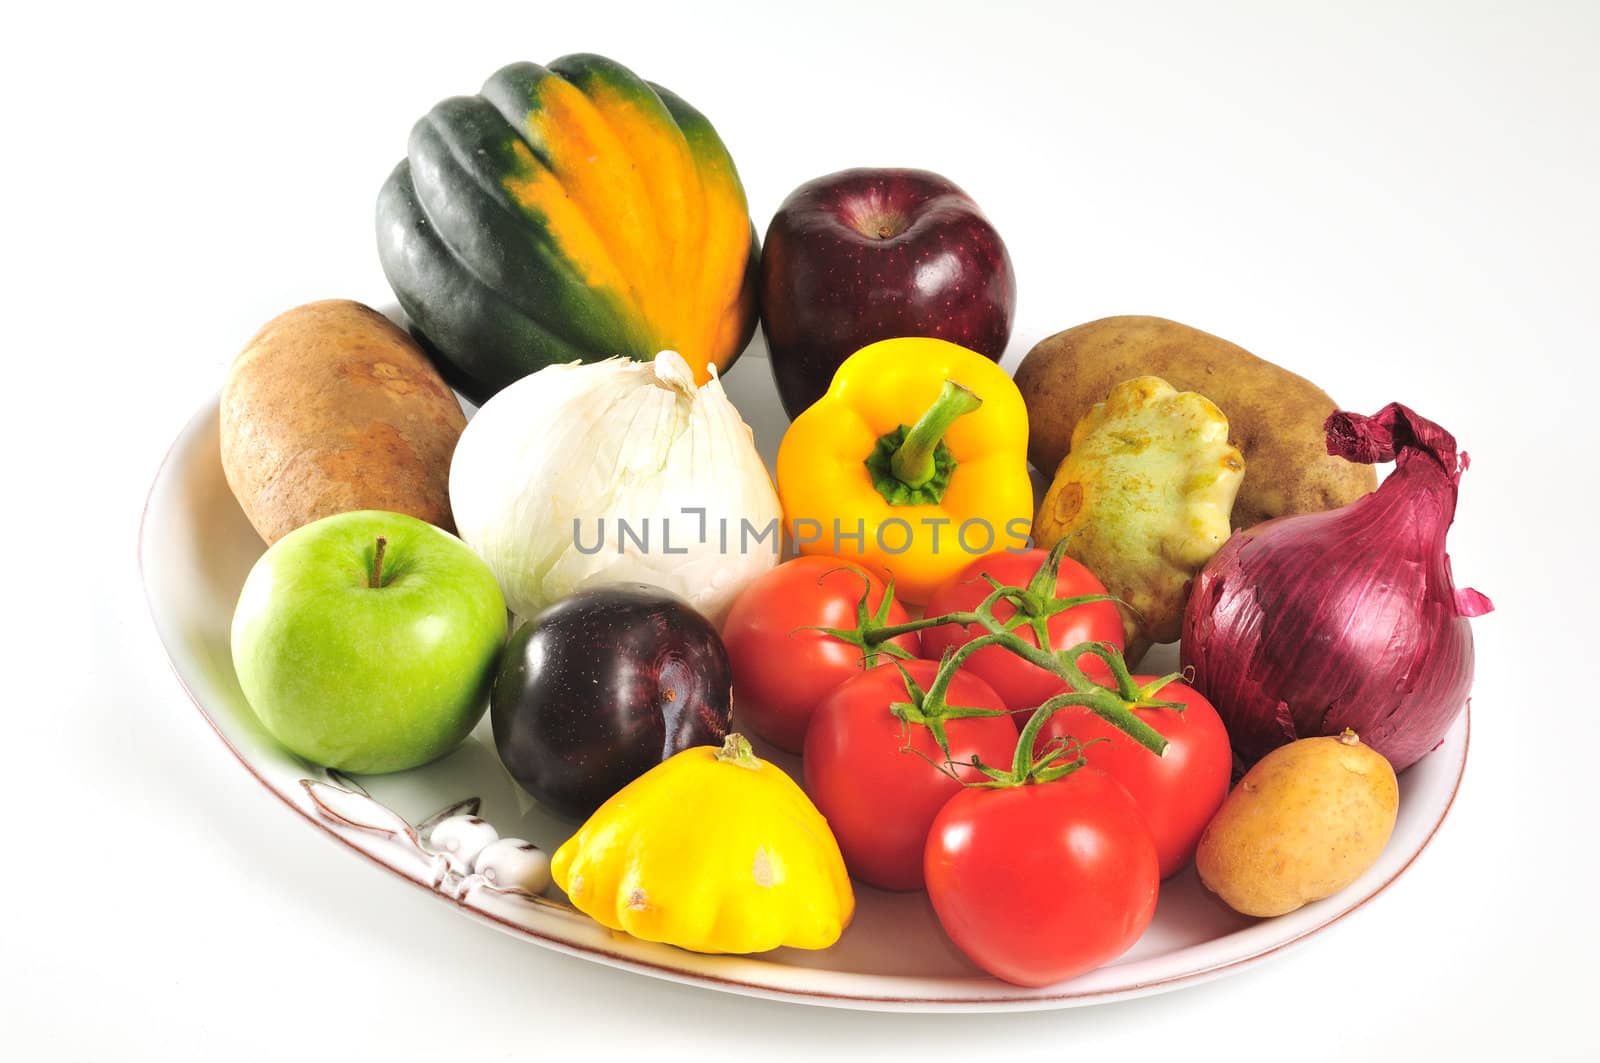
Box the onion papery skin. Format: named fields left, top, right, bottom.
left=1181, top=404, right=1490, bottom=772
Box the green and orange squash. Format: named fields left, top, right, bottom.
left=376, top=55, right=760, bottom=404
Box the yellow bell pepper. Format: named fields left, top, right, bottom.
left=550, top=734, right=854, bottom=954
left=775, top=337, right=1034, bottom=603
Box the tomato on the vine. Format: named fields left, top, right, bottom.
left=920, top=549, right=1124, bottom=713
left=1037, top=677, right=1231, bottom=878
left=803, top=660, right=1017, bottom=891
left=923, top=767, right=1159, bottom=987
left=722, top=556, right=919, bottom=753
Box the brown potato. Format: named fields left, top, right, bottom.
left=1196, top=731, right=1398, bottom=917
left=221, top=300, right=466, bottom=544
left=1014, top=316, right=1375, bottom=529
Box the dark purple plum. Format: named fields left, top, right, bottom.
left=490, top=584, right=732, bottom=819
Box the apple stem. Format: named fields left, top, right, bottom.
left=370, top=536, right=388, bottom=589
left=890, top=380, right=983, bottom=488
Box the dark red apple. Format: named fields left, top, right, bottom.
left=760, top=168, right=1016, bottom=420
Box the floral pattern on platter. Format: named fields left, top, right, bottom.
left=300, top=774, right=563, bottom=905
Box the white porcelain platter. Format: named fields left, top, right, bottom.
left=139, top=344, right=1467, bottom=1012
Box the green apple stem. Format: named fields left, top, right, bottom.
left=370, top=536, right=388, bottom=589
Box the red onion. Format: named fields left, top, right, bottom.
left=1181, top=403, right=1492, bottom=772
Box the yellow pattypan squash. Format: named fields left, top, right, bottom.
left=551, top=734, right=854, bottom=954
left=1034, top=375, right=1245, bottom=663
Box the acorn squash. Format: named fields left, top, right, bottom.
left=376, top=54, right=759, bottom=404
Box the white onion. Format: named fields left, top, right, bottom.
left=450, top=351, right=781, bottom=621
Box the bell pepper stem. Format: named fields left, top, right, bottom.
left=890, top=380, right=982, bottom=488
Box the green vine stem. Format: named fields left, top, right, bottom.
left=821, top=539, right=1182, bottom=776
left=803, top=567, right=919, bottom=667
left=958, top=615, right=1173, bottom=758
left=894, top=585, right=1174, bottom=757
left=885, top=659, right=1011, bottom=759
left=862, top=540, right=1113, bottom=648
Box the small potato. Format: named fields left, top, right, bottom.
left=1015, top=316, right=1376, bottom=529
left=1196, top=731, right=1398, bottom=917
left=221, top=300, right=466, bottom=543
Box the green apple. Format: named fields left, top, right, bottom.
left=231, top=510, right=507, bottom=773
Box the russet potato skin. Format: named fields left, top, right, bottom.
left=1196, top=733, right=1399, bottom=917
left=221, top=300, right=466, bottom=544
left=1014, top=316, right=1376, bottom=529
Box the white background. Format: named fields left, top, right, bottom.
left=4, top=1, right=1597, bottom=1059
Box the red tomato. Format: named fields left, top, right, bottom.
left=803, top=660, right=1018, bottom=891
left=722, top=557, right=920, bottom=753
left=1037, top=677, right=1232, bottom=879
left=920, top=550, right=1124, bottom=712
left=924, top=768, right=1159, bottom=986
